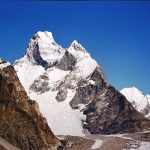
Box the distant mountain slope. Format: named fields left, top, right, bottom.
left=0, top=59, right=61, bottom=150
left=14, top=31, right=150, bottom=135
left=121, top=87, right=150, bottom=119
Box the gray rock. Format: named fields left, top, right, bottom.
left=29, top=74, right=50, bottom=93
left=56, top=89, right=68, bottom=102
left=70, top=66, right=106, bottom=109
left=56, top=51, right=76, bottom=71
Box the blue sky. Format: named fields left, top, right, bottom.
left=0, top=1, right=150, bottom=94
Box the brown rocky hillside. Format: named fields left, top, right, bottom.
left=0, top=60, right=62, bottom=150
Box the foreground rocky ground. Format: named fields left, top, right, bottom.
left=59, top=131, right=150, bottom=150
left=1, top=131, right=150, bottom=150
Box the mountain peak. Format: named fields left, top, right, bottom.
left=121, top=87, right=150, bottom=119
left=20, top=31, right=65, bottom=67
left=33, top=31, right=54, bottom=42
left=71, top=40, right=79, bottom=45
left=121, top=87, right=143, bottom=96
left=69, top=40, right=86, bottom=52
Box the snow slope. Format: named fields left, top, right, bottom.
left=14, top=62, right=45, bottom=92
left=120, top=87, right=150, bottom=118
left=30, top=90, right=85, bottom=136
left=68, top=40, right=97, bottom=78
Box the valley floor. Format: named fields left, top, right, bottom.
left=59, top=131, right=150, bottom=150
left=1, top=132, right=150, bottom=150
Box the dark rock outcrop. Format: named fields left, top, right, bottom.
left=56, top=89, right=68, bottom=102
left=0, top=62, right=62, bottom=149
left=70, top=66, right=150, bottom=134
left=26, top=43, right=50, bottom=69
left=30, top=73, right=50, bottom=93
left=56, top=51, right=76, bottom=71
left=84, top=86, right=150, bottom=134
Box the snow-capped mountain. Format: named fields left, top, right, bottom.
left=14, top=31, right=97, bottom=136
left=121, top=87, right=150, bottom=119
left=14, top=31, right=150, bottom=136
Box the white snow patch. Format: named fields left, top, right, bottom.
left=107, top=134, right=134, bottom=140
left=0, top=62, right=10, bottom=70
left=138, top=141, right=150, bottom=150
left=47, top=68, right=70, bottom=84
left=30, top=89, right=85, bottom=136
left=91, top=139, right=103, bottom=149
left=36, top=31, right=54, bottom=42
left=89, top=80, right=95, bottom=85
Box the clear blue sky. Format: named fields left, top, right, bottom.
left=0, top=1, right=150, bottom=94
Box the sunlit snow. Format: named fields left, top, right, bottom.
left=91, top=139, right=103, bottom=149
left=30, top=90, right=85, bottom=136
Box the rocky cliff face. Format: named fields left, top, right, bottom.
left=70, top=66, right=150, bottom=134
left=56, top=51, right=76, bottom=71
left=0, top=60, right=62, bottom=150
left=14, top=31, right=150, bottom=135
left=83, top=86, right=150, bottom=134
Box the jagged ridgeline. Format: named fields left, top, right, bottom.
left=13, top=31, right=150, bottom=136
left=0, top=59, right=62, bottom=149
